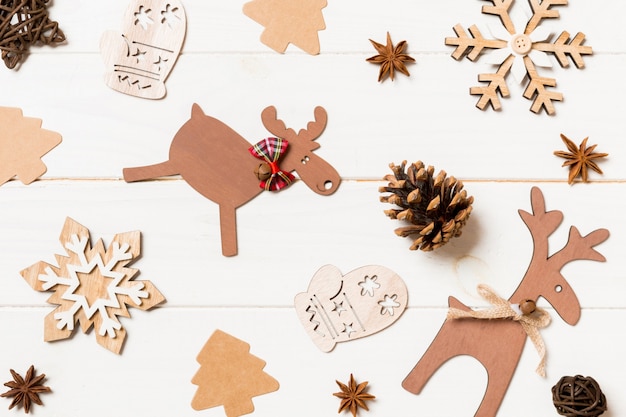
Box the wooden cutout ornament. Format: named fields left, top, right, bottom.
left=445, top=0, right=592, bottom=114
left=123, top=104, right=341, bottom=257
left=20, top=217, right=165, bottom=354
left=191, top=330, right=279, bottom=417
left=100, top=0, right=186, bottom=99
left=243, top=0, right=327, bottom=54
left=295, top=265, right=408, bottom=352
left=402, top=187, right=609, bottom=417
left=0, top=107, right=62, bottom=186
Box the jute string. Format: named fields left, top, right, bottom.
left=447, top=284, right=551, bottom=377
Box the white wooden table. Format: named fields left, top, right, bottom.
left=1, top=1, right=623, bottom=416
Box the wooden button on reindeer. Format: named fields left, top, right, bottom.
left=123, top=104, right=340, bottom=256
left=402, top=187, right=609, bottom=417
left=100, top=0, right=186, bottom=99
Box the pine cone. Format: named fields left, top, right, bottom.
left=379, top=160, right=473, bottom=251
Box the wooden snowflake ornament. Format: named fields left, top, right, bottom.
left=100, top=0, right=186, bottom=99
left=20, top=217, right=165, bottom=354
left=243, top=0, right=327, bottom=54
left=402, top=187, right=609, bottom=417
left=445, top=0, right=592, bottom=114
left=191, top=330, right=279, bottom=417
left=0, top=107, right=62, bottom=187
left=295, top=265, right=408, bottom=352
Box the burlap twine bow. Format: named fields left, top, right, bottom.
left=447, top=284, right=551, bottom=377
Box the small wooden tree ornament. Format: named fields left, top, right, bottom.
left=191, top=330, right=279, bottom=417
left=20, top=217, right=165, bottom=354
left=243, top=0, right=327, bottom=54
left=402, top=187, right=609, bottom=417
left=445, top=0, right=592, bottom=114
left=0, top=106, right=62, bottom=186
left=100, top=0, right=186, bottom=99
left=123, top=104, right=341, bottom=257
left=295, top=265, right=408, bottom=352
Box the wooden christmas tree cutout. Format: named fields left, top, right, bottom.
left=295, top=265, right=408, bottom=352
left=0, top=107, right=62, bottom=186
left=402, top=187, right=609, bottom=417
left=243, top=0, right=327, bottom=55
left=445, top=0, right=592, bottom=114
left=191, top=330, right=279, bottom=417
left=20, top=217, right=165, bottom=354
left=100, top=0, right=186, bottom=99
left=123, top=103, right=341, bottom=257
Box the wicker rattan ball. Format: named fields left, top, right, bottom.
left=552, top=375, right=606, bottom=417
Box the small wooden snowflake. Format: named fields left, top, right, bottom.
left=20, top=217, right=166, bottom=354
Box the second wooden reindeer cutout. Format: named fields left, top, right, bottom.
left=402, top=187, right=609, bottom=417
left=123, top=104, right=340, bottom=256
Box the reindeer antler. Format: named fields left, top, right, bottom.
left=519, top=187, right=609, bottom=265
left=261, top=106, right=327, bottom=150
left=261, top=106, right=297, bottom=140
left=298, top=106, right=327, bottom=143
left=518, top=187, right=563, bottom=261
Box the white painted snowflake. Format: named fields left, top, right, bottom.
left=446, top=0, right=592, bottom=114
left=20, top=217, right=165, bottom=354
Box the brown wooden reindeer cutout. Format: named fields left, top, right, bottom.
left=123, top=104, right=340, bottom=256
left=402, top=187, right=609, bottom=417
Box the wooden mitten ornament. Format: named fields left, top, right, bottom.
left=123, top=104, right=341, bottom=257
left=295, top=265, right=408, bottom=352
left=445, top=0, right=592, bottom=114
left=20, top=217, right=165, bottom=354
left=100, top=0, right=186, bottom=99
left=0, top=107, right=61, bottom=186
left=402, top=187, right=609, bottom=417
left=191, top=330, right=279, bottom=417
left=243, top=0, right=327, bottom=54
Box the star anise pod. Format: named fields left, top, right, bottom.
left=554, top=134, right=608, bottom=184
left=1, top=365, right=51, bottom=414
left=333, top=374, right=375, bottom=417
left=366, top=32, right=415, bottom=82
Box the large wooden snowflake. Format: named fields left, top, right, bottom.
left=445, top=0, right=592, bottom=115
left=20, top=217, right=165, bottom=354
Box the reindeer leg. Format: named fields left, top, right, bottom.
left=123, top=160, right=179, bottom=182
left=474, top=358, right=518, bottom=417
left=402, top=321, right=460, bottom=394
left=219, top=204, right=238, bottom=257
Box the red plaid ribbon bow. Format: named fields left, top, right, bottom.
left=248, top=137, right=295, bottom=191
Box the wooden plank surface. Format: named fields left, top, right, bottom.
left=0, top=1, right=623, bottom=416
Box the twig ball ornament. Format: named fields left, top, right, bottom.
left=379, top=160, right=473, bottom=251
left=552, top=375, right=607, bottom=417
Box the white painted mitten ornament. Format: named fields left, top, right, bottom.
left=295, top=265, right=408, bottom=352
left=100, top=0, right=186, bottom=99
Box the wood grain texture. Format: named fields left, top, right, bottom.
left=1, top=1, right=624, bottom=416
